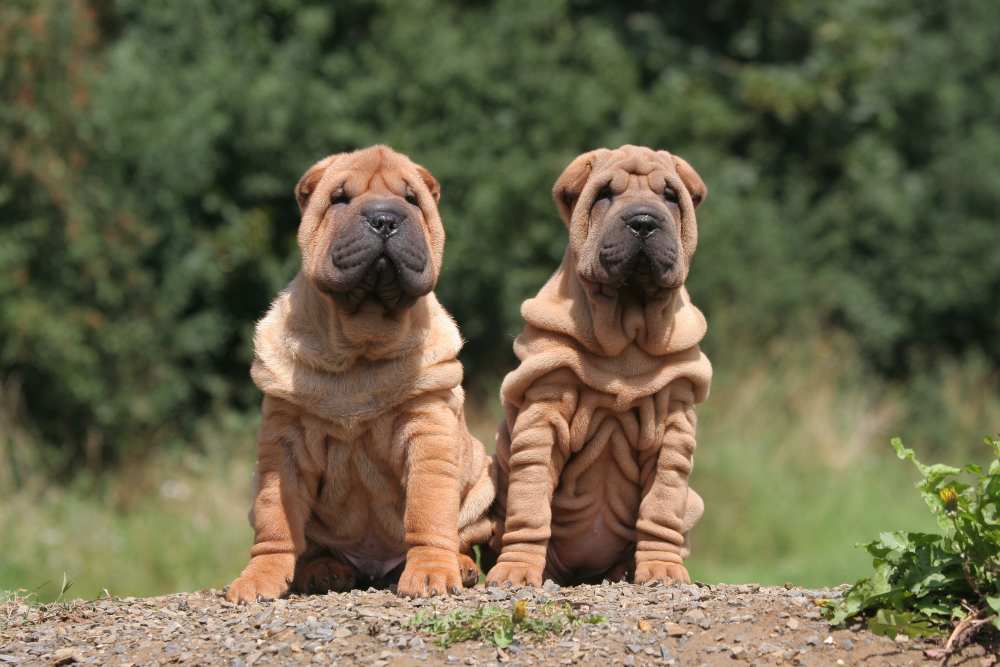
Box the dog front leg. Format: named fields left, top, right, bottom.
left=396, top=398, right=465, bottom=597
left=486, top=400, right=565, bottom=588
left=227, top=406, right=314, bottom=603
left=634, top=382, right=698, bottom=585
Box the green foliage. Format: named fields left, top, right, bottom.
left=825, top=437, right=1000, bottom=639
left=3, top=1, right=1000, bottom=462
left=408, top=600, right=605, bottom=648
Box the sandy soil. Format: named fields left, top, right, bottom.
left=1, top=582, right=996, bottom=665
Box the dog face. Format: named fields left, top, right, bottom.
left=553, top=145, right=706, bottom=300
left=294, top=146, right=444, bottom=313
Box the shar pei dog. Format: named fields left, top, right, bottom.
left=227, top=145, right=494, bottom=602
left=487, top=145, right=712, bottom=587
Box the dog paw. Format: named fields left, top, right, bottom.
left=225, top=554, right=295, bottom=604
left=397, top=547, right=462, bottom=597
left=485, top=561, right=543, bottom=588
left=292, top=554, right=358, bottom=595
left=458, top=553, right=481, bottom=588
left=633, top=560, right=690, bottom=585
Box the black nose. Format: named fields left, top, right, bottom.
left=624, top=212, right=661, bottom=240
left=366, top=212, right=402, bottom=238
left=362, top=202, right=407, bottom=239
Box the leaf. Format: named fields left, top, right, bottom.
left=866, top=609, right=941, bottom=638
left=875, top=531, right=911, bottom=553
left=986, top=437, right=1000, bottom=459
left=492, top=627, right=512, bottom=648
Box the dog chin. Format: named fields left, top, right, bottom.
left=318, top=255, right=426, bottom=315
left=582, top=266, right=678, bottom=302
left=591, top=283, right=673, bottom=303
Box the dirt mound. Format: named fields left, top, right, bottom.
left=1, top=583, right=993, bottom=665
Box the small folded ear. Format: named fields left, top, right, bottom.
left=415, top=164, right=441, bottom=203
left=672, top=155, right=707, bottom=208
left=552, top=150, right=600, bottom=223
left=294, top=155, right=337, bottom=213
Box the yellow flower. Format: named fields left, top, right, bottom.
left=938, top=487, right=959, bottom=512
left=512, top=599, right=528, bottom=624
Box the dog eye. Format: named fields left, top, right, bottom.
left=404, top=187, right=419, bottom=206
left=330, top=188, right=351, bottom=206
left=596, top=185, right=614, bottom=202
left=663, top=187, right=679, bottom=204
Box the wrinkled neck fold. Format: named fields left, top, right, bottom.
left=251, top=274, right=464, bottom=421
left=520, top=249, right=707, bottom=358
left=281, top=274, right=434, bottom=372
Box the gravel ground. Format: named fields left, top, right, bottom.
left=1, top=582, right=996, bottom=666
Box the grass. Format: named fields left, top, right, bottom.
left=0, top=413, right=255, bottom=602
left=1, top=334, right=998, bottom=600
left=1, top=589, right=34, bottom=632
left=690, top=336, right=1000, bottom=586
left=408, top=600, right=605, bottom=648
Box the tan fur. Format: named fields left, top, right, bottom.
left=226, top=146, right=493, bottom=602
left=487, top=146, right=712, bottom=587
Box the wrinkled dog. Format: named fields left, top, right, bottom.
left=227, top=146, right=494, bottom=602
left=488, top=145, right=711, bottom=587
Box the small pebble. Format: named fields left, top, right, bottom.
left=665, top=623, right=687, bottom=637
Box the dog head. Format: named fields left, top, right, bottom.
left=553, top=145, right=706, bottom=302
left=295, top=145, right=444, bottom=314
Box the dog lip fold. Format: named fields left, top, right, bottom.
left=322, top=245, right=431, bottom=313
left=322, top=254, right=405, bottom=313
left=594, top=242, right=678, bottom=297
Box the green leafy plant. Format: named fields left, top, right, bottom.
left=826, top=436, right=1000, bottom=655
left=408, top=600, right=605, bottom=648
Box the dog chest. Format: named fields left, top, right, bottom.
left=298, top=417, right=408, bottom=554
left=545, top=392, right=675, bottom=576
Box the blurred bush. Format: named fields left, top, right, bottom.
left=1, top=0, right=998, bottom=466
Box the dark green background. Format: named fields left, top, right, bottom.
left=3, top=0, right=999, bottom=467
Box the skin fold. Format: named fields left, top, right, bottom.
left=226, top=146, right=494, bottom=603
left=487, top=145, right=712, bottom=587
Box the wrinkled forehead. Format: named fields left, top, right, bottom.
left=329, top=148, right=416, bottom=194
left=595, top=147, right=677, bottom=192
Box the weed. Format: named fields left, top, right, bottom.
left=825, top=436, right=1000, bottom=656
left=55, top=573, right=73, bottom=602
left=408, top=600, right=605, bottom=648
left=0, top=589, right=35, bottom=631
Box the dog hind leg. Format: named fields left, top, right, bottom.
left=291, top=551, right=359, bottom=594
